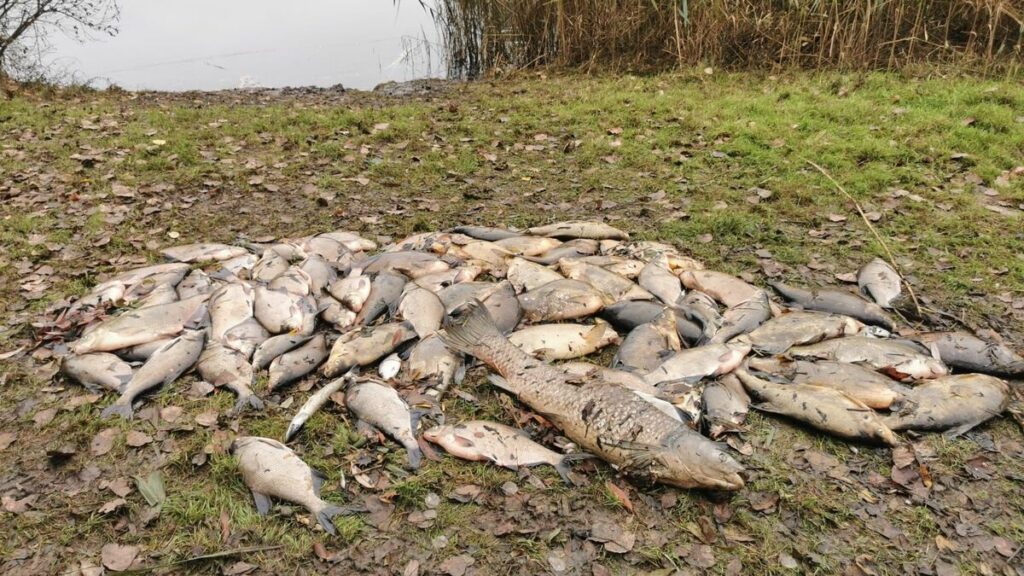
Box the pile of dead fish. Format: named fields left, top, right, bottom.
left=52, top=221, right=1023, bottom=535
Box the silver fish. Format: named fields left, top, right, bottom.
left=318, top=294, right=356, bottom=332
left=525, top=239, right=600, bottom=265
left=222, top=317, right=269, bottom=360
left=508, top=322, right=619, bottom=361
left=116, top=338, right=173, bottom=362
left=319, top=230, right=377, bottom=252
left=702, top=374, right=750, bottom=439
left=480, top=280, right=522, bottom=334
left=735, top=311, right=862, bottom=354
left=746, top=357, right=910, bottom=410
left=329, top=273, right=372, bottom=313
left=322, top=322, right=417, bottom=377
left=527, top=221, right=629, bottom=240
left=135, top=283, right=179, bottom=309
left=558, top=260, right=653, bottom=303
left=300, top=254, right=337, bottom=295
left=363, top=251, right=448, bottom=278
left=345, top=379, right=423, bottom=469
left=71, top=294, right=209, bottom=354
left=600, top=300, right=703, bottom=344
left=210, top=283, right=255, bottom=342
left=231, top=436, right=357, bottom=535
left=397, top=286, right=445, bottom=338
left=424, top=421, right=584, bottom=481
left=678, top=290, right=722, bottom=344
left=252, top=333, right=312, bottom=369
left=268, top=334, right=328, bottom=391
left=518, top=279, right=605, bottom=322
left=769, top=281, right=893, bottom=330
left=449, top=225, right=521, bottom=242
left=355, top=271, right=407, bottom=326
left=494, top=236, right=563, bottom=256
left=857, top=258, right=902, bottom=308
left=407, top=335, right=465, bottom=398
left=612, top=309, right=682, bottom=373
left=638, top=253, right=683, bottom=305
left=788, top=336, right=948, bottom=380
left=161, top=243, right=248, bottom=263
left=709, top=290, right=772, bottom=344
left=645, top=342, right=751, bottom=387
left=252, top=249, right=290, bottom=283
left=101, top=328, right=206, bottom=419
left=176, top=269, right=213, bottom=300
left=61, top=352, right=133, bottom=392
left=197, top=342, right=263, bottom=415
left=679, top=270, right=760, bottom=308
left=378, top=353, right=402, bottom=380
left=882, top=374, right=1010, bottom=437
left=284, top=375, right=350, bottom=442
left=911, top=331, right=1024, bottom=376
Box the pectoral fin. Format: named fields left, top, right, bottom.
left=251, top=490, right=272, bottom=515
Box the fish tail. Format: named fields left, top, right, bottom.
left=406, top=443, right=424, bottom=470
left=100, top=401, right=133, bottom=420
left=556, top=452, right=594, bottom=484
left=439, top=299, right=506, bottom=356
left=316, top=503, right=361, bottom=536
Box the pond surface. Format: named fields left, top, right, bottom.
left=45, top=0, right=443, bottom=91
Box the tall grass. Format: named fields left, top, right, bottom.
left=425, top=0, right=1023, bottom=76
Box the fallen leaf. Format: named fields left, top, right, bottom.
left=99, top=498, right=127, bottom=514
left=33, top=407, right=57, bottom=427
left=2, top=494, right=38, bottom=513
left=589, top=521, right=635, bottom=553
left=778, top=552, right=798, bottom=569
left=136, top=471, right=166, bottom=506
left=749, top=491, right=779, bottom=513
left=91, top=428, right=118, bottom=456
left=195, top=410, right=218, bottom=427
left=439, top=554, right=474, bottom=576
left=0, top=432, right=16, bottom=451
left=605, top=481, right=634, bottom=513
left=101, top=543, right=139, bottom=572
left=827, top=213, right=847, bottom=222
left=160, top=406, right=183, bottom=423
left=102, top=477, right=133, bottom=498
left=223, top=561, right=257, bottom=575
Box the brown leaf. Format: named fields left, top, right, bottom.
left=2, top=494, right=38, bottom=513
left=101, top=543, right=139, bottom=572
left=222, top=561, right=257, bottom=575
left=99, top=498, right=127, bottom=514
left=589, top=521, right=635, bottom=553
left=195, top=410, right=218, bottom=427
left=91, top=428, right=118, bottom=456
left=220, top=509, right=231, bottom=542
left=101, top=477, right=133, bottom=498
left=439, top=554, right=474, bottom=576
left=778, top=552, right=799, bottom=569
left=605, top=481, right=633, bottom=513
left=33, top=407, right=57, bottom=427
left=748, top=491, right=779, bottom=513
left=126, top=431, right=153, bottom=447
left=160, top=406, right=183, bottom=423
left=0, top=432, right=16, bottom=451
left=685, top=544, right=716, bottom=569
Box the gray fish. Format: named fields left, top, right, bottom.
left=518, top=279, right=605, bottom=322
left=362, top=251, right=448, bottom=278
left=788, top=336, right=948, bottom=381
left=176, top=269, right=213, bottom=300
left=600, top=300, right=703, bottom=344
left=329, top=273, right=372, bottom=312
left=481, top=280, right=522, bottom=334
left=116, top=338, right=173, bottom=362
left=702, top=374, right=750, bottom=439
left=407, top=335, right=465, bottom=398
left=679, top=270, right=761, bottom=308
left=450, top=225, right=521, bottom=241
left=345, top=379, right=423, bottom=469
left=769, top=281, right=894, bottom=330
left=101, top=328, right=206, bottom=419
left=231, top=436, right=357, bottom=535
left=558, top=362, right=661, bottom=396
left=269, top=267, right=312, bottom=296
left=746, top=357, right=910, bottom=409
left=709, top=290, right=772, bottom=344
left=223, top=317, right=269, bottom=360
left=577, top=255, right=645, bottom=279
left=881, top=374, right=1010, bottom=437
left=424, top=421, right=585, bottom=482
left=109, top=262, right=192, bottom=287
left=558, top=260, right=653, bottom=303
left=412, top=265, right=484, bottom=293
left=301, top=236, right=350, bottom=265
left=197, top=342, right=263, bottom=415
left=284, top=375, right=350, bottom=442
left=527, top=221, right=629, bottom=240
left=252, top=333, right=312, bottom=370
left=72, top=294, right=209, bottom=354
left=494, top=236, right=563, bottom=256
left=253, top=287, right=316, bottom=335
left=638, top=254, right=683, bottom=305
left=735, top=311, right=862, bottom=355
left=857, top=258, right=902, bottom=308
left=135, top=283, right=179, bottom=309
left=524, top=239, right=599, bottom=265
left=122, top=270, right=190, bottom=304
left=440, top=301, right=744, bottom=490
left=612, top=309, right=682, bottom=373
left=210, top=283, right=255, bottom=343
left=911, top=332, right=1024, bottom=376
left=61, top=352, right=133, bottom=392
left=322, top=322, right=417, bottom=377
left=509, top=322, right=619, bottom=361
left=736, top=369, right=898, bottom=445
left=355, top=271, right=407, bottom=326
left=645, top=342, right=751, bottom=387
left=438, top=281, right=499, bottom=313
left=397, top=286, right=445, bottom=338
left=677, top=291, right=722, bottom=344
left=319, top=230, right=377, bottom=252
left=252, top=249, right=290, bottom=283
left=268, top=334, right=328, bottom=391
left=300, top=254, right=337, bottom=295
left=161, top=243, right=248, bottom=263
left=318, top=294, right=356, bottom=332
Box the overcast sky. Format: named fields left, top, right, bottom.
left=45, top=0, right=442, bottom=90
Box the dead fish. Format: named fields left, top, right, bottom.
left=408, top=335, right=465, bottom=397
left=72, top=294, right=209, bottom=354
left=679, top=270, right=760, bottom=308
left=329, top=273, right=372, bottom=313
left=494, top=236, right=562, bottom=256
left=300, top=255, right=337, bottom=295
left=677, top=291, right=722, bottom=344
left=645, top=342, right=751, bottom=387
left=220, top=253, right=258, bottom=276
left=612, top=309, right=682, bottom=373
left=600, top=300, right=703, bottom=344
left=709, top=291, right=772, bottom=344
left=177, top=269, right=213, bottom=300
left=524, top=239, right=599, bottom=265
left=769, top=281, right=893, bottom=330
left=101, top=328, right=206, bottom=419
left=527, top=221, right=629, bottom=240
left=301, top=236, right=350, bottom=264
left=223, top=317, right=269, bottom=360
left=702, top=374, right=750, bottom=439
left=576, top=255, right=646, bottom=279
left=438, top=281, right=499, bottom=313
left=558, top=259, right=653, bottom=303
left=363, top=251, right=448, bottom=278
left=506, top=258, right=564, bottom=293
left=161, top=243, right=248, bottom=263
left=559, top=362, right=661, bottom=395
left=481, top=280, right=522, bottom=334
left=882, top=374, right=1010, bottom=437
left=210, top=283, right=255, bottom=342
left=355, top=271, right=407, bottom=326
left=450, top=225, right=521, bottom=241
left=123, top=270, right=191, bottom=304
left=746, top=357, right=910, bottom=410
left=253, top=333, right=312, bottom=370
left=424, top=421, right=585, bottom=481
left=117, top=338, right=173, bottom=362
left=788, top=336, right=948, bottom=380
left=231, top=436, right=356, bottom=535
left=318, top=294, right=356, bottom=332
left=440, top=301, right=744, bottom=490
left=448, top=241, right=514, bottom=276
left=284, top=375, right=350, bottom=442
left=735, top=311, right=863, bottom=354
left=109, top=262, right=192, bottom=287
left=638, top=254, right=683, bottom=305
left=857, top=258, right=902, bottom=308
left=379, top=353, right=402, bottom=380
left=61, top=353, right=133, bottom=392
left=197, top=343, right=263, bottom=415
left=135, top=283, right=179, bottom=309
left=736, top=369, right=898, bottom=445
left=269, top=267, right=313, bottom=296
left=268, top=334, right=328, bottom=391
left=518, top=279, right=605, bottom=322
left=252, top=249, right=290, bottom=283
left=911, top=332, right=1024, bottom=376
left=345, top=378, right=423, bottom=469
left=397, top=286, right=445, bottom=338
left=322, top=322, right=417, bottom=377
left=509, top=321, right=619, bottom=361
left=412, top=265, right=483, bottom=293
left=319, top=230, right=377, bottom=252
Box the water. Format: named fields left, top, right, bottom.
left=44, top=0, right=443, bottom=91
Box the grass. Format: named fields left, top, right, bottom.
left=0, top=71, right=1022, bottom=574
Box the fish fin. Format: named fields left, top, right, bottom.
left=283, top=423, right=301, bottom=444
left=438, top=299, right=503, bottom=354
left=406, top=443, right=424, bottom=470
left=486, top=373, right=517, bottom=394
left=582, top=323, right=608, bottom=349
left=310, top=468, right=327, bottom=497
left=317, top=503, right=362, bottom=535
left=354, top=419, right=377, bottom=439
left=596, top=438, right=659, bottom=469
left=100, top=401, right=133, bottom=420
left=251, top=490, right=272, bottom=516
left=750, top=402, right=786, bottom=415
left=942, top=421, right=978, bottom=439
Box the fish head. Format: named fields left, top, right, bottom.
left=655, top=434, right=745, bottom=490
left=717, top=343, right=752, bottom=373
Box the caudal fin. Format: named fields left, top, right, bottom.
left=100, top=401, right=133, bottom=420
left=555, top=452, right=594, bottom=484
left=439, top=300, right=503, bottom=354
left=316, top=503, right=362, bottom=535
